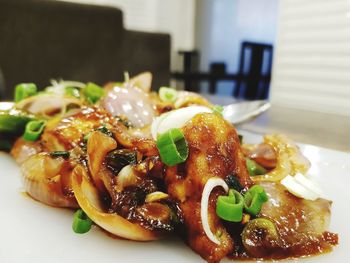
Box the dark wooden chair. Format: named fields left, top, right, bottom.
left=234, top=41, right=273, bottom=100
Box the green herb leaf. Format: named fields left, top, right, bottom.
left=50, top=151, right=70, bottom=159
left=105, top=149, right=138, bottom=173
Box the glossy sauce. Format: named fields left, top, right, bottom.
left=229, top=182, right=338, bottom=260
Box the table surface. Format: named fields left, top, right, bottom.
left=205, top=95, right=350, bottom=153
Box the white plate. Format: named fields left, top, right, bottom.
left=0, top=131, right=349, bottom=263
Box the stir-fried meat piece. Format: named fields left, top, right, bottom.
left=41, top=107, right=112, bottom=151
left=78, top=128, right=175, bottom=236
left=165, top=113, right=253, bottom=263
left=240, top=182, right=337, bottom=259
left=217, top=184, right=337, bottom=260
left=243, top=143, right=277, bottom=169
left=111, top=123, right=159, bottom=157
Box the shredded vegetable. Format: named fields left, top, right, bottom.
left=156, top=128, right=188, bottom=166
left=243, top=185, right=268, bottom=216
left=201, top=177, right=229, bottom=245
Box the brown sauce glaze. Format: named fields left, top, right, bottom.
left=165, top=113, right=253, bottom=263
left=42, top=107, right=113, bottom=151
left=228, top=182, right=338, bottom=260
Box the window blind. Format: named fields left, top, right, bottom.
left=271, top=0, right=350, bottom=116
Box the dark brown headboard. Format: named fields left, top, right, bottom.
left=0, top=0, right=171, bottom=99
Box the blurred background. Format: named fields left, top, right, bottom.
left=1, top=0, right=350, bottom=122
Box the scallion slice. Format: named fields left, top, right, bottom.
left=65, top=86, right=81, bottom=98
left=246, top=158, right=267, bottom=176
left=23, top=120, right=46, bottom=141
left=212, top=105, right=224, bottom=115
left=0, top=109, right=33, bottom=134
left=15, top=83, right=37, bottom=102
left=72, top=209, right=92, bottom=234
left=156, top=128, right=188, bottom=166
left=83, top=82, right=104, bottom=104
left=216, top=189, right=244, bottom=222
left=243, top=185, right=268, bottom=216
left=159, top=87, right=178, bottom=103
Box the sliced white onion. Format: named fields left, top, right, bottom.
left=150, top=112, right=170, bottom=140
left=16, top=94, right=82, bottom=116
left=280, top=175, right=319, bottom=201
left=151, top=106, right=212, bottom=139
left=102, top=85, right=155, bottom=128
left=116, top=165, right=139, bottom=190
left=294, top=173, right=323, bottom=197
left=145, top=191, right=169, bottom=203
left=128, top=72, right=152, bottom=93
left=200, top=177, right=229, bottom=245
left=46, top=80, right=86, bottom=95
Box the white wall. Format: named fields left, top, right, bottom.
left=58, top=0, right=196, bottom=70
left=195, top=0, right=279, bottom=95
left=270, top=0, right=350, bottom=116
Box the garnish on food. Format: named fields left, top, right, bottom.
left=1, top=72, right=338, bottom=263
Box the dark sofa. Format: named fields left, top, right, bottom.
left=0, top=0, right=171, bottom=99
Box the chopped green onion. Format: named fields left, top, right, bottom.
left=0, top=109, right=33, bottom=134
left=72, top=209, right=92, bottom=234
left=156, top=128, right=188, bottom=166
left=83, top=82, right=104, bottom=104
left=246, top=158, right=267, bottom=176
left=65, top=86, right=80, bottom=98
left=243, top=185, right=268, bottom=216
left=212, top=105, right=224, bottom=115
left=23, top=120, right=46, bottom=141
left=159, top=87, right=178, bottom=103
left=15, top=83, right=37, bottom=102
left=216, top=189, right=244, bottom=222
left=241, top=218, right=279, bottom=254
left=50, top=151, right=70, bottom=159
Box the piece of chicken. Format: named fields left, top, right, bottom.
left=165, top=113, right=253, bottom=263
left=41, top=107, right=113, bottom=152
left=244, top=181, right=337, bottom=259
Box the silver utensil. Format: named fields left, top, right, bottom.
left=222, top=100, right=270, bottom=124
